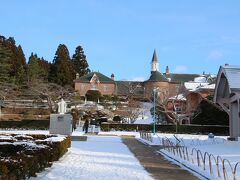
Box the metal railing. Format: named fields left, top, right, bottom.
left=139, top=131, right=153, bottom=142
left=161, top=137, right=240, bottom=180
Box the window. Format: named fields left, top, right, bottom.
left=104, top=85, right=107, bottom=92
left=81, top=84, right=85, bottom=90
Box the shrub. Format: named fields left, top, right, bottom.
left=0, top=134, right=71, bottom=179
left=192, top=99, right=229, bottom=125
left=100, top=123, right=229, bottom=135
left=113, top=116, right=122, bottom=122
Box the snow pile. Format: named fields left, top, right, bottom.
left=168, top=94, right=186, bottom=101
left=194, top=76, right=207, bottom=83
left=184, top=82, right=209, bottom=91
left=32, top=136, right=153, bottom=180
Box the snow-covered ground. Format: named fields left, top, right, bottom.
left=0, top=129, right=50, bottom=135
left=134, top=102, right=153, bottom=124
left=31, top=136, right=153, bottom=180
left=139, top=133, right=240, bottom=180
left=3, top=128, right=240, bottom=180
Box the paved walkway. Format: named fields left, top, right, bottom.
left=32, top=136, right=153, bottom=180
left=122, top=137, right=199, bottom=180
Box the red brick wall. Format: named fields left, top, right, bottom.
left=144, top=81, right=180, bottom=100
left=168, top=83, right=180, bottom=97
left=144, top=81, right=169, bottom=100
left=75, top=82, right=115, bottom=96
left=186, top=92, right=202, bottom=115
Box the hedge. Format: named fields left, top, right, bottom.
left=0, top=134, right=71, bottom=179
left=100, top=123, right=229, bottom=135
left=0, top=120, right=49, bottom=129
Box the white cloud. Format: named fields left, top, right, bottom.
left=208, top=50, right=224, bottom=60
left=129, top=77, right=146, bottom=81
left=174, top=65, right=188, bottom=73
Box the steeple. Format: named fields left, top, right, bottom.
left=151, top=49, right=159, bottom=72
left=152, top=49, right=158, bottom=62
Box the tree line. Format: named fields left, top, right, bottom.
left=0, top=35, right=90, bottom=86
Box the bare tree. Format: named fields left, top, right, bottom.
left=125, top=98, right=143, bottom=123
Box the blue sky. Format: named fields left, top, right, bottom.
left=1, top=0, right=240, bottom=80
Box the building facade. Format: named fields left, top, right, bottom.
left=74, top=50, right=202, bottom=100
left=74, top=72, right=115, bottom=97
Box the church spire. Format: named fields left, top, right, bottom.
left=151, top=49, right=159, bottom=72
left=152, top=49, right=158, bottom=62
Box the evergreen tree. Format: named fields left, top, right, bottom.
left=15, top=45, right=27, bottom=83
left=16, top=65, right=26, bottom=84
left=38, top=57, right=50, bottom=82
left=28, top=53, right=41, bottom=82
left=0, top=43, right=11, bottom=82
left=72, top=45, right=90, bottom=77
left=0, top=36, right=27, bottom=83
left=49, top=44, right=74, bottom=86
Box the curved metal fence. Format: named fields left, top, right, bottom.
left=161, top=137, right=240, bottom=180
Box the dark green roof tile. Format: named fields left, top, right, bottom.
left=148, top=71, right=169, bottom=82
left=78, top=72, right=114, bottom=83
left=164, top=73, right=200, bottom=83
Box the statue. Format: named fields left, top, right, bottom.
left=57, top=98, right=67, bottom=114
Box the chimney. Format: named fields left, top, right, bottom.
left=111, top=73, right=115, bottom=80
left=165, top=66, right=170, bottom=75
left=76, top=73, right=79, bottom=79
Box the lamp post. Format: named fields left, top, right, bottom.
left=153, top=87, right=159, bottom=135
left=174, top=85, right=180, bottom=134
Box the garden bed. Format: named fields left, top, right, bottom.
left=0, top=133, right=71, bottom=179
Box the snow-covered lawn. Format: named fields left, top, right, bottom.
left=99, top=131, right=139, bottom=137
left=0, top=129, right=50, bottom=135
left=139, top=133, right=240, bottom=180
left=31, top=136, right=153, bottom=180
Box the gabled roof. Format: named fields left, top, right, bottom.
left=164, top=73, right=200, bottom=83
left=147, top=71, right=168, bottom=82
left=214, top=65, right=240, bottom=103
left=77, top=72, right=114, bottom=83
left=219, top=65, right=240, bottom=90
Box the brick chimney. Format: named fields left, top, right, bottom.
left=165, top=66, right=170, bottom=75
left=111, top=73, right=115, bottom=80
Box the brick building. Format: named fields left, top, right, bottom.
left=74, top=72, right=115, bottom=97
left=74, top=50, right=202, bottom=101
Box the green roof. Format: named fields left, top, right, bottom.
left=164, top=73, right=200, bottom=83
left=147, top=71, right=169, bottom=82
left=77, top=72, right=114, bottom=83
